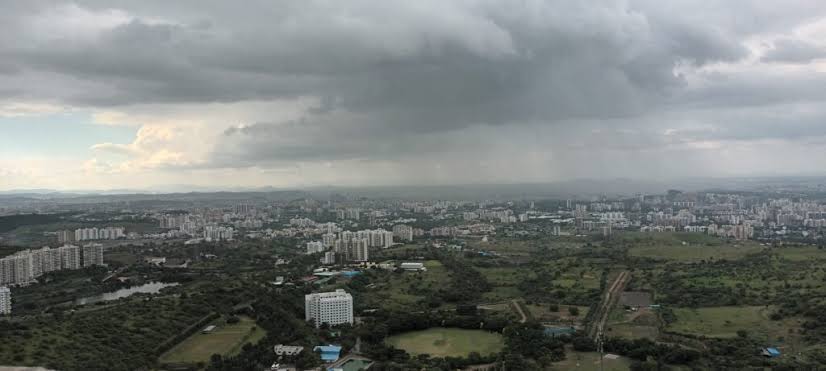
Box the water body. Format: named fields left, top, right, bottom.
left=74, top=282, right=179, bottom=306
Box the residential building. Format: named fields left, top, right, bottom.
left=204, top=225, right=234, bottom=241
left=304, top=289, right=353, bottom=328
left=353, top=239, right=369, bottom=262
left=82, top=243, right=104, bottom=267
left=322, top=251, right=336, bottom=265
left=392, top=224, right=413, bottom=242
left=307, top=241, right=325, bottom=254
left=59, top=244, right=81, bottom=270
left=0, top=286, right=10, bottom=315
left=56, top=230, right=75, bottom=244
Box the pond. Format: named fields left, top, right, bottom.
left=384, top=327, right=504, bottom=357
left=73, top=281, right=179, bottom=306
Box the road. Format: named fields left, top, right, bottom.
left=587, top=270, right=631, bottom=340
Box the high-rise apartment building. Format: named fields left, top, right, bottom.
left=392, top=224, right=413, bottom=242
left=82, top=243, right=104, bottom=267
left=0, top=286, right=10, bottom=315
left=59, top=245, right=81, bottom=270
left=353, top=239, right=369, bottom=262
left=304, top=289, right=353, bottom=328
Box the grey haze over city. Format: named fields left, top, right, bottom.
left=2, top=1, right=826, bottom=190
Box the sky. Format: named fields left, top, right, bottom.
left=2, top=1, right=826, bottom=190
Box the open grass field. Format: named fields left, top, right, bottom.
left=384, top=327, right=504, bottom=357
left=550, top=347, right=631, bottom=371
left=361, top=260, right=453, bottom=311
left=159, top=316, right=265, bottom=364
left=466, top=239, right=537, bottom=255
left=666, top=306, right=803, bottom=344
left=773, top=246, right=826, bottom=261
left=629, top=244, right=764, bottom=262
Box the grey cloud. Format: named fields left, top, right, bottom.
left=3, top=0, right=826, bottom=182
left=762, top=38, right=826, bottom=63
left=2, top=1, right=750, bottom=122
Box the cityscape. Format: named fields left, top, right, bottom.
left=3, top=181, right=826, bottom=369
left=3, top=1, right=826, bottom=370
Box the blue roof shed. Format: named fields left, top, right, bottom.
left=762, top=347, right=781, bottom=357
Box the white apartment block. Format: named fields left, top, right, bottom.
left=59, top=245, right=81, bottom=270
left=305, top=289, right=353, bottom=328
left=322, top=251, right=336, bottom=265
left=0, top=245, right=82, bottom=286
left=392, top=224, right=414, bottom=242
left=74, top=227, right=125, bottom=242
left=306, top=241, right=325, bottom=254
left=203, top=225, right=234, bottom=241
left=82, top=243, right=105, bottom=267
left=0, top=286, right=10, bottom=315
left=353, top=239, right=369, bottom=262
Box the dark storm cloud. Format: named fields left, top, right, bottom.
left=3, top=0, right=826, bottom=176
left=2, top=1, right=748, bottom=120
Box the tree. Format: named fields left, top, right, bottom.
left=568, top=306, right=580, bottom=316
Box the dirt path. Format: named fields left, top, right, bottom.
left=511, top=299, right=528, bottom=323
left=587, top=271, right=630, bottom=340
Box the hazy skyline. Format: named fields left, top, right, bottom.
left=2, top=1, right=826, bottom=190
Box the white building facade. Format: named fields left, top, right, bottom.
left=0, top=286, right=10, bottom=315
left=304, top=289, right=353, bottom=328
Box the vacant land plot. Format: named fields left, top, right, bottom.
left=620, top=292, right=652, bottom=307
left=551, top=347, right=631, bottom=371
left=159, top=316, right=265, bottom=364
left=384, top=327, right=504, bottom=357
left=667, top=306, right=802, bottom=343
left=477, top=266, right=536, bottom=286
left=527, top=304, right=589, bottom=324
left=629, top=244, right=763, bottom=262
left=361, top=259, right=452, bottom=311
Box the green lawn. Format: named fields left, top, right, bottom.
left=159, top=316, right=265, bottom=364
left=384, top=327, right=504, bottom=357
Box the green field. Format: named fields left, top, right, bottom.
left=361, top=260, right=452, bottom=311
left=384, top=327, right=504, bottom=357
left=159, top=316, right=266, bottom=364
left=630, top=244, right=763, bottom=262
left=667, top=306, right=801, bottom=342
left=773, top=246, right=826, bottom=261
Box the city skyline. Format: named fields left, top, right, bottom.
left=2, top=1, right=826, bottom=190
